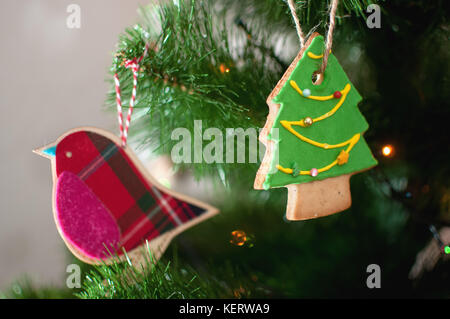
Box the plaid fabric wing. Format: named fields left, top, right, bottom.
left=56, top=131, right=207, bottom=253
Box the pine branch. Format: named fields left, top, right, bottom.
left=107, top=0, right=284, bottom=184
left=216, top=0, right=384, bottom=33
left=234, top=17, right=289, bottom=70
left=76, top=243, right=236, bottom=299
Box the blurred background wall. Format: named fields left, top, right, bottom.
left=0, top=0, right=150, bottom=290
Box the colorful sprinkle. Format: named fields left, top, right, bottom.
left=337, top=150, right=349, bottom=165
left=292, top=162, right=300, bottom=177
left=310, top=168, right=318, bottom=177
left=303, top=89, right=311, bottom=97
left=303, top=117, right=313, bottom=127
left=445, top=246, right=450, bottom=255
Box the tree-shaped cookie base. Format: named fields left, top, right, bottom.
left=255, top=33, right=377, bottom=220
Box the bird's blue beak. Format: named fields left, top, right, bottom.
left=42, top=145, right=56, bottom=157
left=33, top=143, right=57, bottom=159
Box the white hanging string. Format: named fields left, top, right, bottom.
left=287, top=0, right=339, bottom=75
left=287, top=0, right=306, bottom=48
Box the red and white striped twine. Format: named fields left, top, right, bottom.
left=114, top=43, right=149, bottom=147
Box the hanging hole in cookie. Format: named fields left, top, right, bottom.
left=312, top=71, right=324, bottom=85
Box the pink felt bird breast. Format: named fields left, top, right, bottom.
left=35, top=127, right=218, bottom=265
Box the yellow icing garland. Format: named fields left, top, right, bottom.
left=277, top=49, right=361, bottom=177
left=280, top=121, right=359, bottom=150
left=289, top=81, right=351, bottom=126
left=276, top=133, right=360, bottom=175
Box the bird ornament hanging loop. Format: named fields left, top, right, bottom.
left=34, top=44, right=218, bottom=265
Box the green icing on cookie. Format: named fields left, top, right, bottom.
left=263, top=35, right=377, bottom=189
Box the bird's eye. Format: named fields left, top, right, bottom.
left=65, top=151, right=72, bottom=158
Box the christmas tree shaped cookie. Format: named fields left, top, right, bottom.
left=255, top=33, right=377, bottom=220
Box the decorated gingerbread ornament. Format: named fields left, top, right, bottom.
left=35, top=127, right=218, bottom=265
left=255, top=33, right=377, bottom=220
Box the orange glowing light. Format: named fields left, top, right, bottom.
left=219, top=63, right=230, bottom=74
left=382, top=145, right=393, bottom=157
left=230, top=230, right=247, bottom=246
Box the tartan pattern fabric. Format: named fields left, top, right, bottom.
left=55, top=131, right=206, bottom=254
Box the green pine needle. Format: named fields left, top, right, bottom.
left=76, top=244, right=232, bottom=299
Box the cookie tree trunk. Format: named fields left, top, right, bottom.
left=286, top=174, right=352, bottom=220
